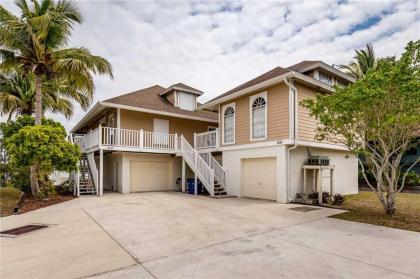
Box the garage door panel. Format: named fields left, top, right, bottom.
left=242, top=157, right=277, bottom=200
left=130, top=161, right=170, bottom=192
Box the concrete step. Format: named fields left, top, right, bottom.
left=214, top=191, right=227, bottom=196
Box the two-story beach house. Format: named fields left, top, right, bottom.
left=70, top=61, right=358, bottom=203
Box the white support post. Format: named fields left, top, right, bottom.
left=318, top=168, right=322, bottom=204
left=116, top=109, right=121, bottom=146
left=174, top=133, right=178, bottom=151
left=303, top=169, right=307, bottom=194
left=98, top=124, right=102, bottom=149
left=139, top=129, right=144, bottom=150
left=182, top=158, right=186, bottom=192
left=117, top=108, right=121, bottom=129
left=215, top=128, right=220, bottom=147
left=99, top=149, right=104, bottom=196
left=330, top=169, right=334, bottom=196
left=193, top=133, right=197, bottom=149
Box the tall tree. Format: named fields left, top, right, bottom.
left=0, top=0, right=113, bottom=196
left=0, top=69, right=91, bottom=120
left=302, top=41, right=420, bottom=215
left=340, top=44, right=377, bottom=79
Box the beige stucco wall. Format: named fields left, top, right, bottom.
left=289, top=146, right=358, bottom=198
left=219, top=83, right=290, bottom=146
left=120, top=110, right=216, bottom=144
left=116, top=152, right=182, bottom=194
left=81, top=108, right=117, bottom=133
left=222, top=144, right=358, bottom=203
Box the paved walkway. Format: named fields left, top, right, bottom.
left=1, top=192, right=419, bottom=279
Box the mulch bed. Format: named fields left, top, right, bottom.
left=18, top=195, right=76, bottom=214
left=1, top=194, right=76, bottom=217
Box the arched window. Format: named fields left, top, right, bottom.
left=223, top=106, right=235, bottom=144
left=252, top=96, right=266, bottom=139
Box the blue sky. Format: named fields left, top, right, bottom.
left=2, top=0, right=419, bottom=131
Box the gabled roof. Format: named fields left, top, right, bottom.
left=202, top=60, right=355, bottom=107
left=71, top=85, right=217, bottom=133
left=288, top=60, right=321, bottom=71
left=206, top=67, right=291, bottom=103
left=158, top=82, right=204, bottom=96
left=102, top=85, right=216, bottom=120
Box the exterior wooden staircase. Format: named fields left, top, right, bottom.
left=78, top=154, right=96, bottom=195
left=179, top=136, right=228, bottom=197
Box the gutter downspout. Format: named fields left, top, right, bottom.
left=284, top=77, right=298, bottom=202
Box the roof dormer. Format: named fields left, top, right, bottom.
left=160, top=83, right=203, bottom=111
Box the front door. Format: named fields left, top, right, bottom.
left=153, top=119, right=169, bottom=146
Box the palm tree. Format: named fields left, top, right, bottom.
left=340, top=44, right=377, bottom=80
left=0, top=0, right=113, bottom=196
left=0, top=69, right=90, bottom=120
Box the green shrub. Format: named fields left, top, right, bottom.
left=400, top=172, right=420, bottom=187
left=332, top=194, right=345, bottom=205
left=0, top=187, right=23, bottom=214
left=55, top=181, right=73, bottom=196
left=322, top=191, right=331, bottom=204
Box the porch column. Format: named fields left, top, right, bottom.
left=99, top=149, right=104, bottom=196
left=181, top=158, right=186, bottom=192
left=117, top=108, right=121, bottom=129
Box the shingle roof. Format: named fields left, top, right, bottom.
left=288, top=60, right=321, bottom=71
left=103, top=85, right=217, bottom=121
left=159, top=82, right=204, bottom=96
left=204, top=61, right=340, bottom=105
left=206, top=67, right=291, bottom=103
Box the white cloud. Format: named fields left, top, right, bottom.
left=1, top=0, right=419, bottom=131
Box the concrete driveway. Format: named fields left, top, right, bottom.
left=1, top=192, right=419, bottom=279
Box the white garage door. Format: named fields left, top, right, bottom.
left=241, top=157, right=277, bottom=200
left=130, top=161, right=170, bottom=192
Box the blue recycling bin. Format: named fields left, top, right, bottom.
left=186, top=178, right=202, bottom=194
left=187, top=178, right=195, bottom=194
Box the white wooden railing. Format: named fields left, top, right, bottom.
left=143, top=131, right=177, bottom=150
left=85, top=128, right=100, bottom=151
left=87, top=152, right=98, bottom=194
left=180, top=136, right=215, bottom=196
left=101, top=127, right=141, bottom=147
left=70, top=169, right=80, bottom=197
left=195, top=129, right=219, bottom=149
left=200, top=153, right=227, bottom=189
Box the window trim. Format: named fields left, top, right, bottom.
left=222, top=102, right=235, bottom=145
left=176, top=91, right=197, bottom=111
left=249, top=91, right=268, bottom=141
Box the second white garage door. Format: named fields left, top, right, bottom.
left=130, top=161, right=170, bottom=192
left=241, top=157, right=277, bottom=200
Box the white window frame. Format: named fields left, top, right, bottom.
left=222, top=102, right=235, bottom=145
left=249, top=91, right=267, bottom=141
left=176, top=91, right=197, bottom=111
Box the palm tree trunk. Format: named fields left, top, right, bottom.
left=30, top=75, right=43, bottom=196
left=34, top=75, right=43, bottom=125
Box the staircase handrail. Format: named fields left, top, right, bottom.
left=180, top=136, right=214, bottom=196
left=87, top=152, right=98, bottom=194
left=199, top=153, right=227, bottom=189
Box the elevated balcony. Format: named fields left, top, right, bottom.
left=194, top=129, right=220, bottom=151
left=71, top=126, right=178, bottom=154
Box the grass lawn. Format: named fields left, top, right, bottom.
left=331, top=191, right=420, bottom=232
left=0, top=187, right=23, bottom=217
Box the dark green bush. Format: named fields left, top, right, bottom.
left=332, top=194, right=345, bottom=205
left=322, top=191, right=331, bottom=203
left=55, top=181, right=73, bottom=196
left=400, top=171, right=420, bottom=187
